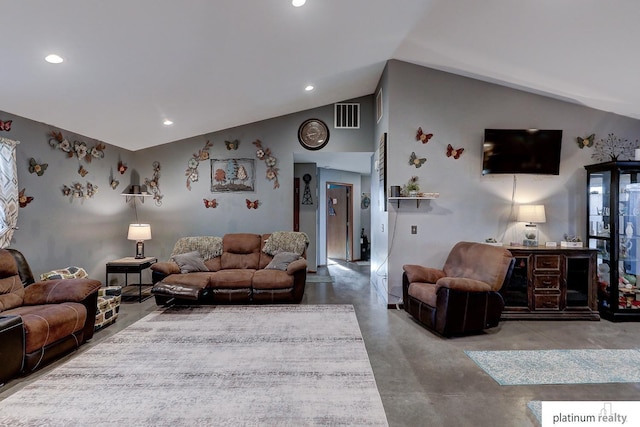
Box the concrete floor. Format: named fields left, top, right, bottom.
left=2, top=260, right=640, bottom=426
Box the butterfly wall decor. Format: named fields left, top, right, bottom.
left=246, top=199, right=260, bottom=209
left=446, top=144, right=464, bottom=159
left=78, top=165, right=89, bottom=177
left=28, top=158, right=48, bottom=176
left=416, top=127, right=433, bottom=144
left=18, top=188, right=33, bottom=208
left=203, top=198, right=218, bottom=208
left=0, top=120, right=12, bottom=131
left=118, top=161, right=128, bottom=174
left=110, top=179, right=119, bottom=189
left=409, top=152, right=427, bottom=168
left=576, top=133, right=595, bottom=149
left=225, top=139, right=239, bottom=150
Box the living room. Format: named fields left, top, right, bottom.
left=3, top=2, right=640, bottom=425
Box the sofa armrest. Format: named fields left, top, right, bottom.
left=403, top=264, right=445, bottom=284
left=436, top=277, right=492, bottom=292
left=23, top=278, right=102, bottom=305
left=286, top=258, right=307, bottom=275
left=151, top=261, right=181, bottom=275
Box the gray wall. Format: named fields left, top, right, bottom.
left=3, top=110, right=134, bottom=281
left=381, top=60, right=640, bottom=303
left=1, top=95, right=374, bottom=283
left=294, top=162, right=318, bottom=272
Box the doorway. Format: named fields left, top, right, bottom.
left=326, top=182, right=353, bottom=261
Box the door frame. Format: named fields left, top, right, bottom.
left=325, top=182, right=353, bottom=262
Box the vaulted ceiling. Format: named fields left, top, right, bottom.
left=3, top=1, right=639, bottom=151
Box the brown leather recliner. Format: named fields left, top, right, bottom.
left=402, top=242, right=515, bottom=337
left=0, top=249, right=102, bottom=385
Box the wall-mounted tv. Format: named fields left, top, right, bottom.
left=482, top=129, right=563, bottom=175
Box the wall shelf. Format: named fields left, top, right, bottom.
left=388, top=193, right=439, bottom=208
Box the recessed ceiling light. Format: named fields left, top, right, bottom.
left=292, top=0, right=306, bottom=7
left=163, top=119, right=174, bottom=126
left=305, top=85, right=314, bottom=91
left=45, top=54, right=64, bottom=64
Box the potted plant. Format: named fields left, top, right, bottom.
left=403, top=176, right=420, bottom=197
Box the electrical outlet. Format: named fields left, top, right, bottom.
left=411, top=225, right=417, bottom=234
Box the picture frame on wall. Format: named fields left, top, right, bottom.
left=378, top=133, right=387, bottom=211
left=210, top=158, right=255, bottom=192
left=376, top=88, right=383, bottom=123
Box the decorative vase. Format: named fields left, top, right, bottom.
left=409, top=190, right=418, bottom=197
left=626, top=222, right=634, bottom=238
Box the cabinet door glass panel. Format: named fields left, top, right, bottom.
left=620, top=174, right=640, bottom=310
left=501, top=257, right=528, bottom=307
left=589, top=170, right=612, bottom=310
left=566, top=258, right=589, bottom=307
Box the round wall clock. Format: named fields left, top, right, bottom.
left=298, top=119, right=330, bottom=150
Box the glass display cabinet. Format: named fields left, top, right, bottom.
left=585, top=161, right=640, bottom=321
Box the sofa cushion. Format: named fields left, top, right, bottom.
left=170, top=236, right=223, bottom=261
left=265, top=252, right=301, bottom=271
left=221, top=234, right=262, bottom=269
left=172, top=251, right=209, bottom=273
left=3, top=302, right=87, bottom=353
left=162, top=272, right=211, bottom=289
left=208, top=270, right=254, bottom=289
left=0, top=275, right=24, bottom=312
left=443, top=242, right=513, bottom=291
left=252, top=269, right=295, bottom=290
left=262, top=231, right=309, bottom=256
left=408, top=282, right=438, bottom=307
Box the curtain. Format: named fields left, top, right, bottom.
left=0, top=137, right=19, bottom=248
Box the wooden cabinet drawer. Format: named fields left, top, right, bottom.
left=534, top=294, right=560, bottom=310
left=533, top=275, right=560, bottom=289
left=534, top=255, right=560, bottom=270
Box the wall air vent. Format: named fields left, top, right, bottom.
left=334, top=103, right=360, bottom=129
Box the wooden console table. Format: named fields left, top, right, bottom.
left=500, top=246, right=600, bottom=320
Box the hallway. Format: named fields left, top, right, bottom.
left=2, top=261, right=640, bottom=426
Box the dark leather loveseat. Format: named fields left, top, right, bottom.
left=0, top=249, right=102, bottom=385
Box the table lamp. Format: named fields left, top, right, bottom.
left=517, top=204, right=546, bottom=247
left=128, top=224, right=151, bottom=259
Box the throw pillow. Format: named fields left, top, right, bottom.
left=262, top=231, right=309, bottom=256
left=265, top=251, right=301, bottom=271
left=172, top=251, right=209, bottom=274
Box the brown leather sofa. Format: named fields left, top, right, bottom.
left=0, top=249, right=102, bottom=385
left=151, top=232, right=308, bottom=305
left=402, top=242, right=515, bottom=337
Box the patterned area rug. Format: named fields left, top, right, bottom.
left=0, top=305, right=388, bottom=426
left=465, top=349, right=640, bottom=385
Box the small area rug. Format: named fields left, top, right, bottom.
left=465, top=349, right=640, bottom=385
left=0, top=305, right=388, bottom=426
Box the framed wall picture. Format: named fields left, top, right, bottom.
left=378, top=133, right=387, bottom=211
left=376, top=88, right=383, bottom=123
left=210, top=158, right=255, bottom=192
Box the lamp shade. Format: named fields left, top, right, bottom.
left=517, top=205, right=546, bottom=224
left=127, top=224, right=152, bottom=241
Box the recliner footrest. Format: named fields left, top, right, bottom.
left=151, top=281, right=205, bottom=301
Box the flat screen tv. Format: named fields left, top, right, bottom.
left=482, top=129, right=562, bottom=175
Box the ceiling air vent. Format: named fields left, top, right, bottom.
left=334, top=103, right=360, bottom=129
